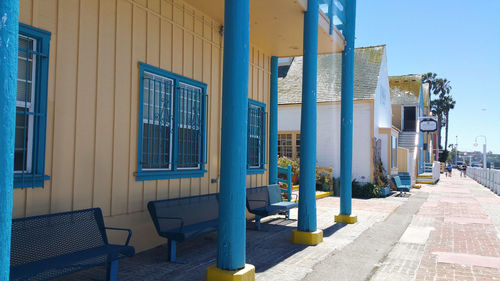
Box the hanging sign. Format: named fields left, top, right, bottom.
left=420, top=118, right=438, bottom=132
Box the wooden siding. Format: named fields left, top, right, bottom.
left=14, top=0, right=271, bottom=221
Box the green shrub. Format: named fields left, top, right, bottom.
left=352, top=180, right=382, bottom=198
left=316, top=166, right=333, bottom=191
left=277, top=157, right=300, bottom=174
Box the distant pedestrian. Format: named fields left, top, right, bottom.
left=446, top=162, right=452, bottom=177
left=461, top=163, right=467, bottom=177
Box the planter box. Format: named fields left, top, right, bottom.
left=380, top=186, right=391, bottom=197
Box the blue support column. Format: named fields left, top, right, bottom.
left=291, top=0, right=323, bottom=246
left=208, top=0, right=255, bottom=279
left=335, top=0, right=358, bottom=224
left=269, top=56, right=278, bottom=185
left=0, top=0, right=19, bottom=279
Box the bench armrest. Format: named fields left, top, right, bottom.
left=155, top=216, right=185, bottom=232
left=105, top=227, right=133, bottom=246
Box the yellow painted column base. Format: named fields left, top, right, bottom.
left=334, top=214, right=357, bottom=224
left=206, top=264, right=255, bottom=281
left=291, top=229, right=323, bottom=245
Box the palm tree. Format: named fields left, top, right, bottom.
left=423, top=73, right=454, bottom=152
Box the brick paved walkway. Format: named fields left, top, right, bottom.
left=61, top=194, right=404, bottom=281
left=372, top=171, right=500, bottom=281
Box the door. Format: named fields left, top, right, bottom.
left=403, top=106, right=416, bottom=131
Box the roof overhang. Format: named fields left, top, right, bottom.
left=183, top=0, right=345, bottom=57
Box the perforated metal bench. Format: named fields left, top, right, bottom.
left=392, top=175, right=411, bottom=196
left=10, top=208, right=134, bottom=281
left=147, top=194, right=219, bottom=263
left=246, top=184, right=298, bottom=230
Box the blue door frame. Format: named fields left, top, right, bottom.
left=0, top=0, right=19, bottom=279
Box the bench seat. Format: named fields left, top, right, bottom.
left=148, top=194, right=219, bottom=263
left=246, top=184, right=298, bottom=230
left=158, top=219, right=219, bottom=242
left=10, top=208, right=134, bottom=281
left=11, top=245, right=134, bottom=281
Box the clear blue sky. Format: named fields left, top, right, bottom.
left=354, top=0, right=500, bottom=153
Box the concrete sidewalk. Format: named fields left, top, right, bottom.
left=372, top=172, right=500, bottom=281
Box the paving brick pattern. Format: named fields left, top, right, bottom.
left=59, top=196, right=402, bottom=281
left=373, top=172, right=500, bottom=281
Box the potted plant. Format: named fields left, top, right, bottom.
left=316, top=166, right=333, bottom=192
left=374, top=161, right=390, bottom=197
left=278, top=157, right=300, bottom=185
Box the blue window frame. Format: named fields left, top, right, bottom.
left=247, top=99, right=266, bottom=174
left=136, top=63, right=207, bottom=181
left=14, top=24, right=51, bottom=188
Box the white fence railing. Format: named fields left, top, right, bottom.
left=467, top=167, right=500, bottom=195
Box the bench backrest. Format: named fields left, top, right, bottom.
left=392, top=176, right=402, bottom=187
left=398, top=173, right=411, bottom=186
left=267, top=184, right=283, bottom=204
left=11, top=208, right=107, bottom=267
left=148, top=194, right=219, bottom=233
left=246, top=184, right=282, bottom=211
left=246, top=186, right=269, bottom=211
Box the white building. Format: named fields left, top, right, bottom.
left=278, top=45, right=399, bottom=183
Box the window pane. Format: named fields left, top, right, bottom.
left=248, top=104, right=263, bottom=168
left=177, top=83, right=203, bottom=169
left=14, top=110, right=29, bottom=171
left=142, top=73, right=174, bottom=169
left=14, top=34, right=36, bottom=173
left=278, top=133, right=293, bottom=159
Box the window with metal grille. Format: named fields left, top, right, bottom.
left=136, top=63, right=207, bottom=181
left=247, top=100, right=266, bottom=174
left=14, top=24, right=51, bottom=188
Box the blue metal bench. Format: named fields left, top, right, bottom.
left=398, top=172, right=412, bottom=186
left=10, top=208, right=134, bottom=281
left=246, top=184, right=298, bottom=230
left=147, top=194, right=219, bottom=263
left=392, top=176, right=411, bottom=196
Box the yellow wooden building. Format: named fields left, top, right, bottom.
left=13, top=0, right=345, bottom=252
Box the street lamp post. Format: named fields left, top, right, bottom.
left=474, top=135, right=487, bottom=170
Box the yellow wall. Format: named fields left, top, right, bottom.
left=397, top=147, right=409, bottom=173
left=15, top=0, right=271, bottom=250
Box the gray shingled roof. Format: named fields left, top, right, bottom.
left=278, top=45, right=386, bottom=104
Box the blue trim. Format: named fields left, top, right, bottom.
left=269, top=56, right=278, bottom=184
left=13, top=175, right=50, bottom=188
left=247, top=99, right=267, bottom=174
left=136, top=170, right=207, bottom=181
left=247, top=169, right=266, bottom=175
left=137, top=62, right=207, bottom=181
left=13, top=23, right=51, bottom=189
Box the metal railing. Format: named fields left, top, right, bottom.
left=319, top=0, right=346, bottom=35
left=467, top=167, right=500, bottom=195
